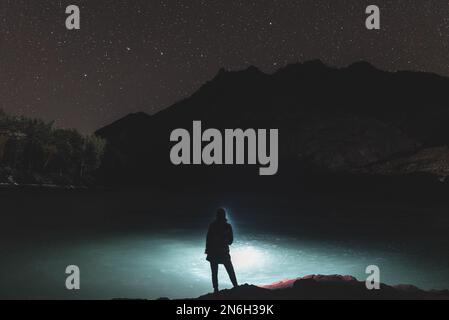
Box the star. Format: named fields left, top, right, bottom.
left=0, top=1, right=447, bottom=134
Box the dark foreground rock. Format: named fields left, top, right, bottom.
left=195, top=275, right=449, bottom=300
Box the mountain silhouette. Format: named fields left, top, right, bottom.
left=96, top=60, right=449, bottom=187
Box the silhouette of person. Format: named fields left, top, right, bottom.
left=205, top=208, right=238, bottom=293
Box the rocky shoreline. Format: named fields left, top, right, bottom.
left=186, top=275, right=449, bottom=300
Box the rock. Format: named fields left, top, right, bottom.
left=190, top=275, right=449, bottom=300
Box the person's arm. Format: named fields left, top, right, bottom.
left=227, top=224, right=234, bottom=245
left=205, top=225, right=211, bottom=254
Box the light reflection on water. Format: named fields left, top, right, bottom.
left=1, top=228, right=448, bottom=300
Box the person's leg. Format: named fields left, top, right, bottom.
left=224, top=260, right=238, bottom=288
left=210, top=262, right=219, bottom=293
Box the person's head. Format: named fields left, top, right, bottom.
left=216, top=208, right=227, bottom=222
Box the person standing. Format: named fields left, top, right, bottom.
left=205, top=208, right=238, bottom=294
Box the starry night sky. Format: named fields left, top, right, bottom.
left=1, top=0, right=449, bottom=133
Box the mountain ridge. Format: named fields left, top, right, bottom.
left=95, top=60, right=449, bottom=186
left=97, top=60, right=449, bottom=137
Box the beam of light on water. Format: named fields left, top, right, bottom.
left=232, top=245, right=266, bottom=269
left=1, top=230, right=448, bottom=299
